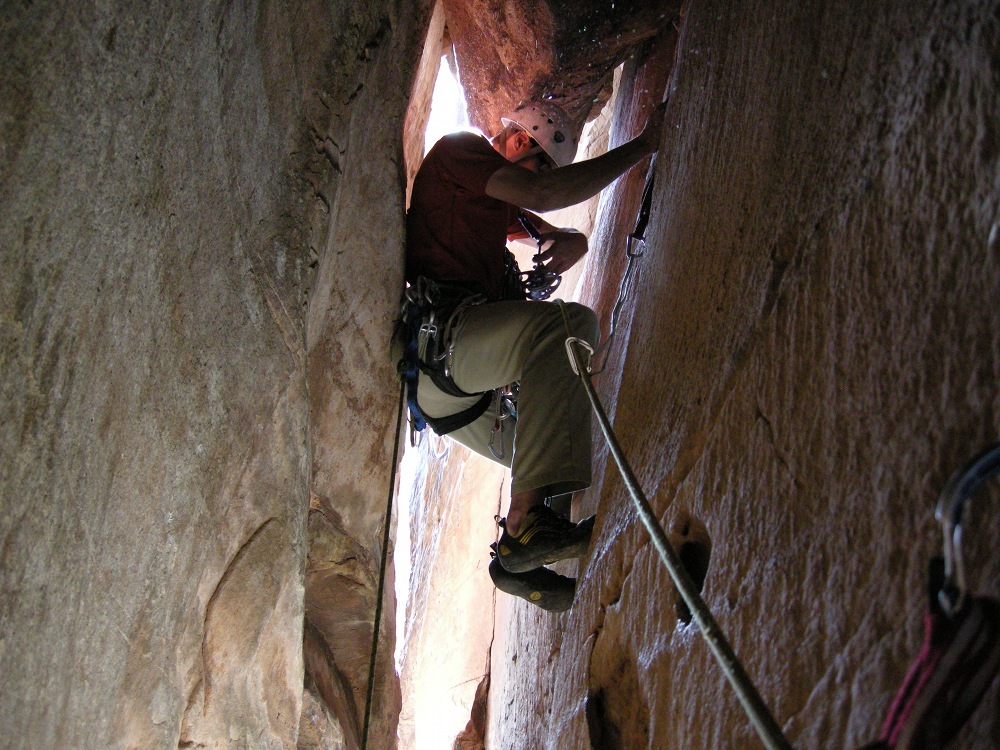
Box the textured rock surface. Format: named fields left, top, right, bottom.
left=396, top=438, right=505, bottom=750
left=442, top=0, right=681, bottom=131
left=1, top=0, right=427, bottom=747
left=402, top=0, right=1000, bottom=749
left=302, top=0, right=433, bottom=746
left=1, top=3, right=319, bottom=746
left=5, top=0, right=999, bottom=748
left=478, top=1, right=1000, bottom=749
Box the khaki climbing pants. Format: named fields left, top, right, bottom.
left=417, top=300, right=599, bottom=497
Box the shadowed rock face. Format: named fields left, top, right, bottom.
left=2, top=0, right=427, bottom=747
left=406, top=1, right=1000, bottom=750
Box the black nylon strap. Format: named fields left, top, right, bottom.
left=419, top=361, right=480, bottom=398
left=423, top=390, right=493, bottom=435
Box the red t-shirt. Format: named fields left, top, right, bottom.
left=406, top=132, right=525, bottom=300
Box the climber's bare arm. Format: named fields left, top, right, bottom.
left=486, top=102, right=666, bottom=212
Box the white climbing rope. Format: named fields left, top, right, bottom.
left=558, top=302, right=791, bottom=750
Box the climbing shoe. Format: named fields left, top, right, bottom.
left=489, top=547, right=575, bottom=612
left=494, top=505, right=595, bottom=574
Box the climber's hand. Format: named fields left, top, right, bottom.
left=638, top=99, right=668, bottom=154
left=536, top=230, right=588, bottom=275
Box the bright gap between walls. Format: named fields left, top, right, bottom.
left=392, top=53, right=619, bottom=750
left=394, top=52, right=472, bottom=674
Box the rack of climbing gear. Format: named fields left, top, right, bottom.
left=592, top=153, right=657, bottom=374
left=558, top=301, right=792, bottom=750
left=858, top=443, right=1000, bottom=750
left=517, top=210, right=562, bottom=300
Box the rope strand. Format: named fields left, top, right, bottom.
left=559, top=302, right=791, bottom=750
left=361, top=378, right=406, bottom=750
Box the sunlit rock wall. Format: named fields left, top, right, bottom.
left=302, top=0, right=433, bottom=747
left=1, top=0, right=428, bottom=747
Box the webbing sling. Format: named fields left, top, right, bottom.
left=858, top=565, right=1000, bottom=750
left=858, top=443, right=1000, bottom=750
left=399, top=312, right=429, bottom=432
left=422, top=390, right=493, bottom=435
left=400, top=324, right=491, bottom=436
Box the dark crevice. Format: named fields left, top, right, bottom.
left=670, top=510, right=712, bottom=625
left=675, top=539, right=711, bottom=624
left=586, top=688, right=622, bottom=750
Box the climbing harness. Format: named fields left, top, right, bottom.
left=517, top=210, right=562, bottom=301
left=592, top=153, right=657, bottom=374
left=859, top=443, right=1000, bottom=750
left=397, top=278, right=492, bottom=438
left=558, top=301, right=793, bottom=750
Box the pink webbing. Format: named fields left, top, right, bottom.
left=863, top=595, right=1000, bottom=750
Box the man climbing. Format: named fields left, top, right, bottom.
left=401, top=97, right=666, bottom=610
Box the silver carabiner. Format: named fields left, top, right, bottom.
left=488, top=388, right=517, bottom=460
left=564, top=336, right=594, bottom=376
left=626, top=233, right=646, bottom=259
left=417, top=310, right=437, bottom=361
left=488, top=419, right=506, bottom=460
left=934, top=443, right=1000, bottom=616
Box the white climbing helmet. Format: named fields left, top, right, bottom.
left=500, top=100, right=580, bottom=168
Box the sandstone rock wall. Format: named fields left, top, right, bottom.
left=5, top=0, right=999, bottom=747
left=480, top=1, right=1000, bottom=748
left=1, top=1, right=429, bottom=747
left=302, top=0, right=433, bottom=746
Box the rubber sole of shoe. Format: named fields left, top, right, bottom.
left=496, top=514, right=596, bottom=574
left=489, top=558, right=575, bottom=612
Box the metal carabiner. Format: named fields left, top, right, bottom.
left=417, top=309, right=437, bottom=361
left=488, top=388, right=517, bottom=460
left=564, top=336, right=594, bottom=376
left=488, top=418, right=506, bottom=460
left=625, top=234, right=646, bottom=259
left=516, top=211, right=563, bottom=300
left=934, top=442, right=1000, bottom=616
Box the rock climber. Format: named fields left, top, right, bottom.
left=401, top=97, right=666, bottom=610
